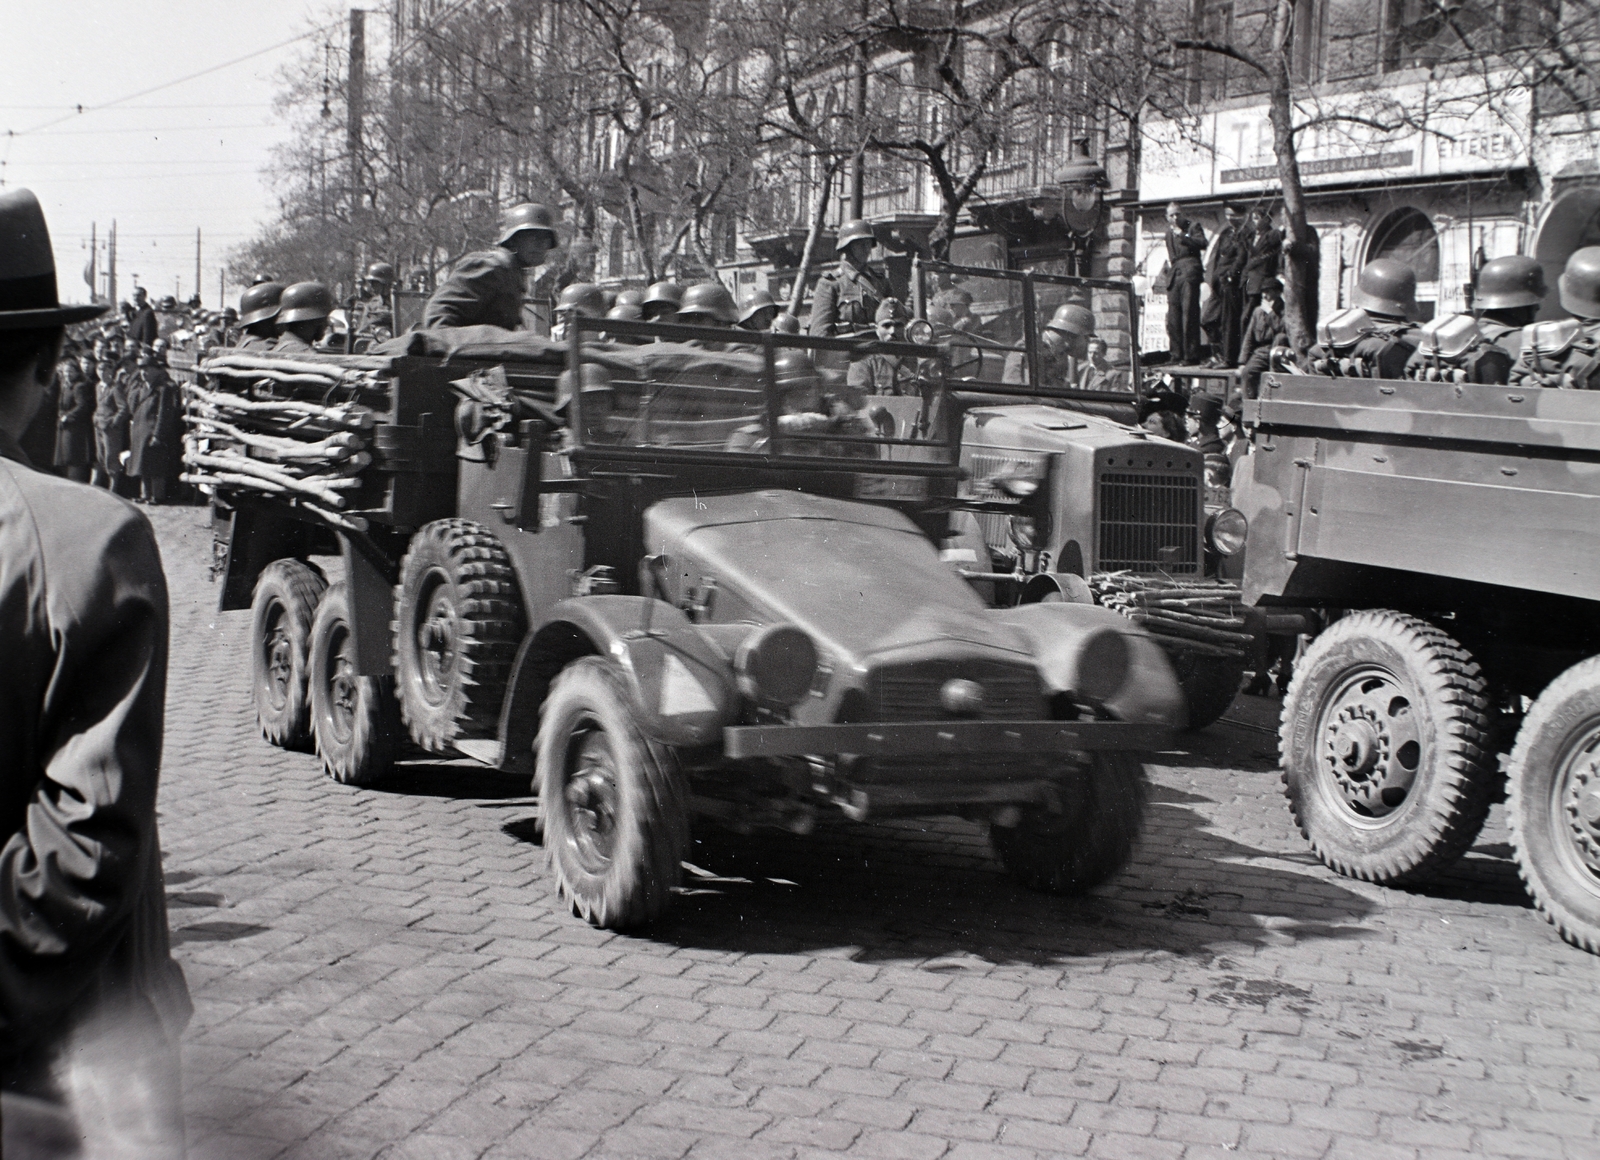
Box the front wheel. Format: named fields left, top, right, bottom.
left=990, top=753, right=1147, bottom=894
left=1508, top=656, right=1600, bottom=954
left=1280, top=610, right=1495, bottom=884
left=308, top=582, right=400, bottom=786
left=537, top=658, right=690, bottom=929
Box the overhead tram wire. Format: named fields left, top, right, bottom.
left=3, top=22, right=337, bottom=139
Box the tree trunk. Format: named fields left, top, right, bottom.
left=1266, top=0, right=1315, bottom=352
left=787, top=159, right=837, bottom=317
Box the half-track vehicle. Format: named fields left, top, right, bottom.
left=191, top=316, right=1184, bottom=930
left=906, top=260, right=1254, bottom=729
left=1236, top=370, right=1600, bottom=952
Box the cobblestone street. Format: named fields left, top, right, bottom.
left=146, top=505, right=1600, bottom=1160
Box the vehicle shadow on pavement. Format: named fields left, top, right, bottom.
left=627, top=793, right=1381, bottom=967
left=370, top=759, right=535, bottom=802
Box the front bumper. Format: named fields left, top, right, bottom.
left=722, top=719, right=1172, bottom=760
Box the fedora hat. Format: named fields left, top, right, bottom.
left=0, top=189, right=109, bottom=330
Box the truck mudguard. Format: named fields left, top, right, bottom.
left=992, top=601, right=1187, bottom=728
left=498, top=595, right=739, bottom=760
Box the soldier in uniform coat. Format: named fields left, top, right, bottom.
left=271, top=283, right=334, bottom=353
left=809, top=219, right=893, bottom=338
left=234, top=281, right=283, bottom=351
left=1511, top=247, right=1600, bottom=390
left=0, top=188, right=190, bottom=1160
left=424, top=203, right=558, bottom=331
left=1472, top=255, right=1546, bottom=362
left=91, top=350, right=130, bottom=492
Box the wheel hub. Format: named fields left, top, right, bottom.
left=563, top=732, right=619, bottom=867
left=417, top=580, right=458, bottom=703
left=1562, top=761, right=1600, bottom=875
left=1318, top=670, right=1422, bottom=819
left=265, top=624, right=293, bottom=709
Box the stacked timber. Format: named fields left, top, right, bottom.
left=1090, top=573, right=1250, bottom=658
left=181, top=353, right=390, bottom=532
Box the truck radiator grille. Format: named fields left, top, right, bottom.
left=1098, top=472, right=1200, bottom=574
left=861, top=660, right=1042, bottom=723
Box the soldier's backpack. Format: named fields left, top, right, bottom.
left=1310, top=308, right=1370, bottom=376
left=1405, top=313, right=1512, bottom=384
left=1511, top=318, right=1600, bottom=390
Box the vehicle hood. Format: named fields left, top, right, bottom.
left=962, top=403, right=1152, bottom=454
left=643, top=490, right=1033, bottom=668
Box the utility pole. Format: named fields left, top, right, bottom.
left=348, top=7, right=367, bottom=296
left=219, top=268, right=225, bottom=310
left=89, top=222, right=98, bottom=303
left=108, top=220, right=118, bottom=307
left=195, top=227, right=202, bottom=305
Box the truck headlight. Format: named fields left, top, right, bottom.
left=734, top=623, right=819, bottom=708
left=1206, top=508, right=1248, bottom=556
left=905, top=318, right=934, bottom=345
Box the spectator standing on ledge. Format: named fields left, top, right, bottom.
left=0, top=188, right=190, bottom=1160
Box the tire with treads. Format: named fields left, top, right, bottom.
left=990, top=753, right=1147, bottom=894
left=1280, top=610, right=1495, bottom=884
left=250, top=558, right=327, bottom=749
left=309, top=582, right=400, bottom=786
left=393, top=519, right=525, bottom=753
left=1168, top=650, right=1248, bottom=731
left=537, top=657, right=690, bottom=929
left=1507, top=656, right=1600, bottom=954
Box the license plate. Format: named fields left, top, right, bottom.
left=855, top=474, right=928, bottom=500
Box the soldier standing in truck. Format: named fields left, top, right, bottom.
left=423, top=203, right=559, bottom=332
left=809, top=219, right=892, bottom=338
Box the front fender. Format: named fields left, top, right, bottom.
left=504, top=596, right=738, bottom=754
left=992, top=601, right=1187, bottom=729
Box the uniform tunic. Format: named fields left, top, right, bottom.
left=423, top=248, right=526, bottom=331
left=92, top=369, right=130, bottom=474
left=271, top=330, right=316, bottom=354
left=808, top=261, right=892, bottom=337
left=0, top=433, right=189, bottom=1123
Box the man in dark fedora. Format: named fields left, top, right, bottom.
left=0, top=189, right=190, bottom=1159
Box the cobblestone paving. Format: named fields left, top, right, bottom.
left=144, top=506, right=1600, bottom=1160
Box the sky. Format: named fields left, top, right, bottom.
left=2, top=2, right=342, bottom=312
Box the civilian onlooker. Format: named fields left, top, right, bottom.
left=1163, top=201, right=1207, bottom=364
left=54, top=353, right=96, bottom=483
left=91, top=345, right=131, bottom=492
left=1240, top=205, right=1282, bottom=338
left=1204, top=204, right=1248, bottom=367
left=0, top=186, right=190, bottom=1160
left=127, top=287, right=159, bottom=349
left=126, top=344, right=182, bottom=504
left=1238, top=277, right=1289, bottom=404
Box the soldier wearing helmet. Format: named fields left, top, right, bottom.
left=771, top=311, right=800, bottom=335
left=641, top=281, right=683, bottom=323
left=677, top=282, right=737, bottom=326
left=551, top=282, right=606, bottom=340
left=554, top=364, right=616, bottom=446
left=736, top=287, right=779, bottom=332
left=809, top=219, right=893, bottom=337
left=272, top=282, right=335, bottom=352
left=1511, top=246, right=1600, bottom=390
left=614, top=288, right=645, bottom=310
left=1308, top=259, right=1419, bottom=379
left=423, top=202, right=559, bottom=331
left=1002, top=301, right=1096, bottom=391
left=1472, top=256, right=1546, bottom=361
left=235, top=281, right=284, bottom=350
left=352, top=261, right=396, bottom=340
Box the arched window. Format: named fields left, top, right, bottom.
left=1367, top=207, right=1439, bottom=281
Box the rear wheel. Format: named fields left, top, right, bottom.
left=309, top=582, right=400, bottom=786
left=990, top=753, right=1147, bottom=894
left=537, top=657, right=690, bottom=929
left=1280, top=610, right=1495, bottom=884
left=1169, top=650, right=1248, bottom=731
left=393, top=519, right=524, bottom=753
left=1507, top=657, right=1600, bottom=953
left=250, top=559, right=327, bottom=749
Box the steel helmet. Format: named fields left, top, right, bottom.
left=556, top=363, right=614, bottom=409
left=364, top=261, right=396, bottom=284
left=276, top=281, right=334, bottom=324
left=496, top=202, right=559, bottom=247
left=606, top=302, right=643, bottom=322
left=835, top=218, right=876, bottom=253
left=642, top=281, right=684, bottom=315
left=1558, top=246, right=1600, bottom=319
left=771, top=311, right=800, bottom=334
left=250, top=272, right=277, bottom=286
left=737, top=287, right=778, bottom=324
left=773, top=348, right=819, bottom=387
left=677, top=282, right=737, bottom=323
left=1473, top=256, right=1546, bottom=311
left=222, top=306, right=238, bottom=322
left=614, top=288, right=645, bottom=309
left=238, top=281, right=284, bottom=326
left=158, top=294, right=177, bottom=310
left=556, top=282, right=606, bottom=317
left=1045, top=303, right=1096, bottom=337
left=1352, top=259, right=1417, bottom=319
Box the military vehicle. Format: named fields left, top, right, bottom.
left=195, top=317, right=1184, bottom=930
left=1235, top=370, right=1600, bottom=952
left=906, top=260, right=1254, bottom=729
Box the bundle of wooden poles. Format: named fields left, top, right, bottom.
left=181, top=353, right=389, bottom=532
left=1090, top=573, right=1251, bottom=659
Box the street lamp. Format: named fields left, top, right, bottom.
left=1055, top=137, right=1107, bottom=277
